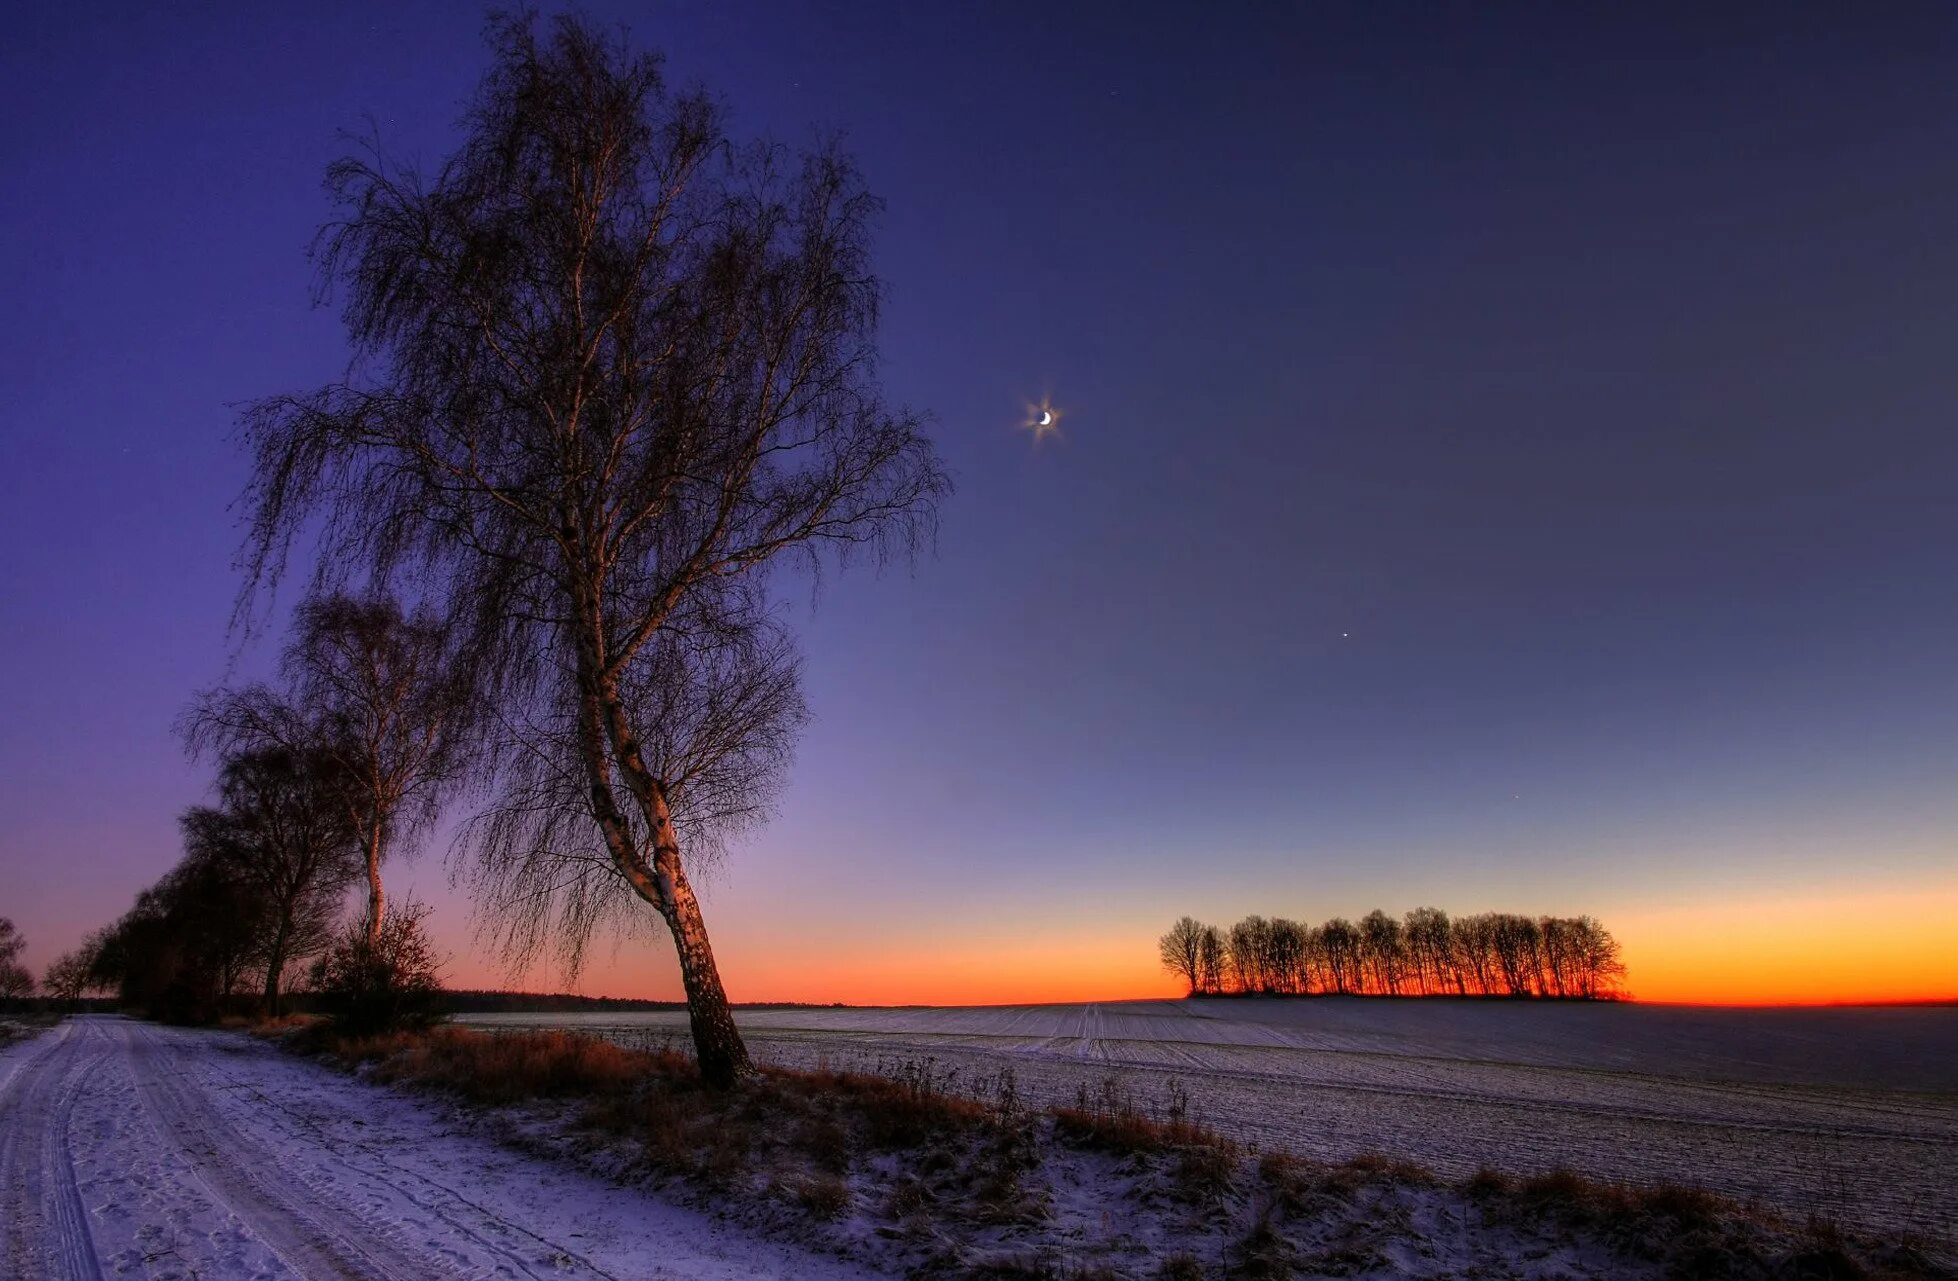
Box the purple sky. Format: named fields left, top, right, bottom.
left=4, top=4, right=1957, bottom=1000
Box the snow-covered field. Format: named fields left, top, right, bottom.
left=462, top=998, right=1958, bottom=1240
left=0, top=1015, right=886, bottom=1279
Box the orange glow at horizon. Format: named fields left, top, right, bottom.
left=1613, top=881, right=1958, bottom=1006
left=435, top=886, right=1956, bottom=1009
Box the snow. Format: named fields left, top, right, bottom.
left=3, top=1008, right=1950, bottom=1279
left=462, top=998, right=1958, bottom=1240
left=0, top=1016, right=889, bottom=1280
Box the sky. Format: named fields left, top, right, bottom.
left=3, top=3, right=1956, bottom=1007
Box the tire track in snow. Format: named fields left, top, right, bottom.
left=0, top=1021, right=108, bottom=1280
left=128, top=1022, right=468, bottom=1281
left=1, top=1018, right=884, bottom=1281
left=187, top=1034, right=614, bottom=1281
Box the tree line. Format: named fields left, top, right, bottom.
left=1158, top=909, right=1627, bottom=999
left=48, top=594, right=460, bottom=1025
left=42, top=14, right=945, bottom=1083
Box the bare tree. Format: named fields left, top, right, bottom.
left=43, top=947, right=99, bottom=1006
left=291, top=594, right=463, bottom=944
left=0, top=918, right=33, bottom=1001
left=1158, top=917, right=1206, bottom=995
left=1297, top=924, right=1329, bottom=993
left=186, top=747, right=362, bottom=1014
left=84, top=847, right=273, bottom=1023
left=1402, top=907, right=1452, bottom=995
left=1267, top=918, right=1306, bottom=993
left=1319, top=917, right=1360, bottom=994
left=1157, top=909, right=1624, bottom=1000
left=1359, top=909, right=1406, bottom=995
left=1226, top=917, right=1262, bottom=993
left=1196, top=924, right=1226, bottom=995
left=1571, top=914, right=1627, bottom=998
left=1453, top=913, right=1500, bottom=995
left=235, top=15, right=946, bottom=1084
left=188, top=592, right=466, bottom=948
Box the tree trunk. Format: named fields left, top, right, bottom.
left=585, top=671, right=753, bottom=1088
left=653, top=843, right=751, bottom=1088
left=364, top=813, right=386, bottom=947
left=263, top=920, right=290, bottom=1016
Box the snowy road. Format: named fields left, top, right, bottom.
left=0, top=1017, right=884, bottom=1281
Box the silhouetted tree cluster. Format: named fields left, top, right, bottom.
left=76, top=745, right=363, bottom=1021
left=41, top=946, right=99, bottom=1008
left=0, top=918, right=34, bottom=1003
left=1159, top=909, right=1626, bottom=999
left=72, top=645, right=466, bottom=1030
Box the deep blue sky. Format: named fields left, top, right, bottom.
left=4, top=3, right=1956, bottom=1000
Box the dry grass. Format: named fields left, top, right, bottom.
left=1052, top=1074, right=1234, bottom=1158
left=353, top=1027, right=685, bottom=1104
left=266, top=1022, right=1950, bottom=1281
left=1515, top=1166, right=1729, bottom=1234
left=298, top=1022, right=1020, bottom=1202
left=229, top=1012, right=318, bottom=1035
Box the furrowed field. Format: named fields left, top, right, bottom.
left=460, top=999, right=1958, bottom=1241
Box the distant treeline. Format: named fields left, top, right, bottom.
left=435, top=991, right=849, bottom=1014
left=1159, top=910, right=1627, bottom=999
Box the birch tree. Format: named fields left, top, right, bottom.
left=285, top=594, right=463, bottom=945
left=190, top=593, right=465, bottom=948
left=1158, top=917, right=1206, bottom=995
left=235, top=15, right=945, bottom=1084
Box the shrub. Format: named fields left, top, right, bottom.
left=310, top=904, right=443, bottom=1037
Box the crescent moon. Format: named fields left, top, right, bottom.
left=1038, top=411, right=1053, bottom=427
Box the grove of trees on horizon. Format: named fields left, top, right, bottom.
left=1159, top=910, right=1628, bottom=1000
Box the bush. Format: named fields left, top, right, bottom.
left=310, top=904, right=443, bottom=1036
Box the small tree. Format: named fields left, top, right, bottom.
left=1360, top=909, right=1406, bottom=995
left=188, top=592, right=466, bottom=949
left=1402, top=907, right=1453, bottom=995
left=1319, top=917, right=1360, bottom=994
left=1196, top=924, right=1225, bottom=995
left=1158, top=917, right=1206, bottom=995
left=187, top=747, right=362, bottom=1014
left=1572, top=915, right=1627, bottom=999
left=43, top=947, right=100, bottom=1007
left=311, top=901, right=444, bottom=1036
left=0, top=918, right=33, bottom=1002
